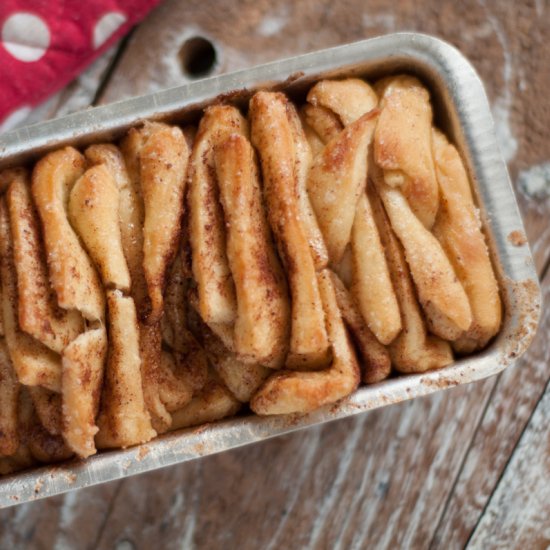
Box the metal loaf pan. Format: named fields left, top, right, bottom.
left=0, top=33, right=540, bottom=508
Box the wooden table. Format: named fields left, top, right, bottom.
left=1, top=1, right=549, bottom=548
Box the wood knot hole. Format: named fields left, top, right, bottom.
left=179, top=36, right=217, bottom=79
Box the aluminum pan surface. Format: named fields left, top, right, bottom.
left=0, top=33, right=540, bottom=508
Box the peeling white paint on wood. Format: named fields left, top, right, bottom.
left=518, top=161, right=550, bottom=200
left=257, top=7, right=289, bottom=37
left=468, top=382, right=550, bottom=548
left=362, top=13, right=396, bottom=31
left=432, top=270, right=550, bottom=548
left=53, top=491, right=80, bottom=550
left=265, top=429, right=322, bottom=550
left=478, top=0, right=518, bottom=163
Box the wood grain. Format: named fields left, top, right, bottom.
left=432, top=269, right=550, bottom=548
left=467, top=380, right=550, bottom=549
left=1, top=1, right=549, bottom=548
left=87, top=381, right=492, bottom=549
left=0, top=483, right=120, bottom=550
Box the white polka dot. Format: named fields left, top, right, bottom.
left=0, top=105, right=32, bottom=132
left=1, top=13, right=50, bottom=62
left=93, top=12, right=127, bottom=49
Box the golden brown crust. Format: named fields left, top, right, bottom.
left=27, top=386, right=62, bottom=436
left=373, top=161, right=473, bottom=340
left=32, top=148, right=112, bottom=457
left=162, top=246, right=196, bottom=353
left=119, top=128, right=146, bottom=199
left=139, top=321, right=171, bottom=432
left=62, top=326, right=106, bottom=457
left=250, top=91, right=329, bottom=370
left=31, top=148, right=109, bottom=458
left=102, top=141, right=148, bottom=308
left=0, top=340, right=19, bottom=456
left=140, top=123, right=189, bottom=324
left=115, top=137, right=164, bottom=427
left=351, top=191, right=401, bottom=345
left=431, top=130, right=502, bottom=352
left=200, top=324, right=271, bottom=402
left=83, top=143, right=170, bottom=453
left=188, top=106, right=245, bottom=325
left=369, top=186, right=454, bottom=373
left=286, top=102, right=329, bottom=269
left=96, top=290, right=156, bottom=449
left=7, top=171, right=83, bottom=354
left=307, top=109, right=379, bottom=264
left=299, top=106, right=330, bottom=158
left=0, top=198, right=62, bottom=392
left=374, top=75, right=439, bottom=229
left=304, top=79, right=399, bottom=347
left=118, top=132, right=185, bottom=430
left=328, top=271, right=391, bottom=384
left=18, top=388, right=72, bottom=464
left=302, top=104, right=344, bottom=145
left=215, top=133, right=290, bottom=366
left=85, top=144, right=142, bottom=286
left=68, top=165, right=131, bottom=291
left=32, top=147, right=105, bottom=322
left=307, top=78, right=378, bottom=126
left=250, top=270, right=360, bottom=415
left=169, top=378, right=241, bottom=432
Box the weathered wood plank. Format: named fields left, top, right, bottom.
left=467, top=381, right=550, bottom=548
left=91, top=380, right=493, bottom=549
left=431, top=268, right=550, bottom=547
left=0, top=482, right=120, bottom=550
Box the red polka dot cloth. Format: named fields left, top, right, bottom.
left=0, top=0, right=161, bottom=131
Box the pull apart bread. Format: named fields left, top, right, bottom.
left=0, top=74, right=501, bottom=471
